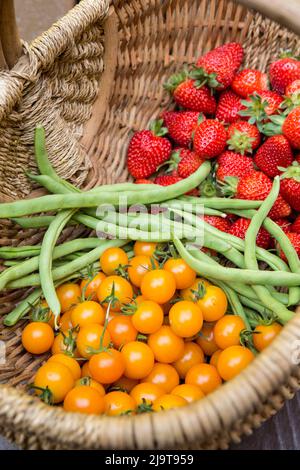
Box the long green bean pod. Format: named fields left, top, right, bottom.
left=244, top=177, right=293, bottom=324
left=39, top=209, right=77, bottom=321
left=3, top=288, right=42, bottom=326
left=0, top=246, right=41, bottom=259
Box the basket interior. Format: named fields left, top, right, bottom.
left=0, top=0, right=300, bottom=450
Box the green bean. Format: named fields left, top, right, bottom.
left=189, top=246, right=289, bottom=305
left=3, top=288, right=42, bottom=326
left=0, top=246, right=41, bottom=259
left=11, top=215, right=61, bottom=229
left=0, top=162, right=211, bottom=218
left=7, top=239, right=128, bottom=289
left=39, top=209, right=77, bottom=319
left=178, top=196, right=262, bottom=210
left=3, top=260, right=20, bottom=267
left=206, top=277, right=251, bottom=329
left=27, top=173, right=72, bottom=195
left=239, top=295, right=272, bottom=316
left=243, top=177, right=293, bottom=323
left=173, top=236, right=300, bottom=287
left=229, top=208, right=300, bottom=306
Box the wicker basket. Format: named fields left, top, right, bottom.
left=0, top=0, right=300, bottom=450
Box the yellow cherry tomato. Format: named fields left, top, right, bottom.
left=80, top=272, right=106, bottom=301
left=100, top=247, right=129, bottom=275
left=59, top=310, right=73, bottom=331
left=172, top=384, right=204, bottom=403
left=130, top=382, right=164, bottom=406
left=148, top=326, right=185, bottom=363
left=164, top=258, right=196, bottom=289
left=128, top=255, right=158, bottom=287
left=132, top=301, right=164, bottom=334
left=48, top=353, right=81, bottom=380
left=141, top=270, right=176, bottom=304
left=104, top=391, right=136, bottom=416
left=169, top=300, right=203, bottom=338
left=134, top=241, right=157, bottom=257
left=34, top=362, right=74, bottom=403
left=173, top=342, right=205, bottom=379
left=185, top=363, right=222, bottom=395
left=56, top=283, right=81, bottom=313
left=210, top=349, right=223, bottom=368
left=180, top=278, right=211, bottom=302
left=217, top=345, right=255, bottom=381
left=22, top=322, right=54, bottom=355
left=253, top=323, right=282, bottom=352
left=97, top=275, right=133, bottom=311
left=214, top=315, right=246, bottom=349
left=196, top=322, right=219, bottom=356
left=71, top=301, right=105, bottom=327
left=76, top=323, right=111, bottom=359
left=196, top=285, right=228, bottom=322
left=121, top=341, right=154, bottom=379
left=76, top=376, right=106, bottom=396
left=152, top=394, right=187, bottom=411
left=63, top=386, right=105, bottom=414
left=141, top=363, right=179, bottom=393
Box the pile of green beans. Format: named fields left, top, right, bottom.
left=1, top=125, right=299, bottom=328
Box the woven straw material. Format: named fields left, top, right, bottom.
left=0, top=0, right=300, bottom=450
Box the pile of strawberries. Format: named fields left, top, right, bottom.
left=126, top=43, right=300, bottom=258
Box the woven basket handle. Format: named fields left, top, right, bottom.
left=236, top=0, right=300, bottom=36
left=0, top=0, right=22, bottom=69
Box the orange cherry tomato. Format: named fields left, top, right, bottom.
left=76, top=323, right=111, bottom=359
left=80, top=272, right=106, bottom=301
left=169, top=301, right=203, bottom=338
left=76, top=376, right=106, bottom=396
left=173, top=342, right=205, bottom=379
left=51, top=329, right=78, bottom=357
left=214, top=315, right=246, bottom=349
left=134, top=241, right=157, bottom=257
left=180, top=278, right=211, bottom=302
left=132, top=301, right=164, bottom=334
left=81, top=362, right=92, bottom=378
left=56, top=283, right=81, bottom=313
left=100, top=247, right=129, bottom=275
left=34, top=362, right=74, bottom=403
left=172, top=384, right=204, bottom=403
left=217, top=345, right=255, bottom=381
left=141, top=270, right=176, bottom=304
left=104, top=391, right=136, bottom=416
left=130, top=382, right=164, bottom=406
left=128, top=255, right=159, bottom=287
left=63, top=385, right=105, bottom=414
left=185, top=363, right=222, bottom=395
left=112, top=376, right=139, bottom=393
left=97, top=275, right=134, bottom=311
left=253, top=323, right=282, bottom=352
left=48, top=353, right=81, bottom=380
left=22, top=322, right=54, bottom=355
left=107, top=315, right=137, bottom=348
left=196, top=322, right=219, bottom=356
left=135, top=295, right=146, bottom=305
left=196, top=285, right=228, bottom=322
left=121, top=341, right=154, bottom=379
left=59, top=310, right=73, bottom=331
left=210, top=349, right=222, bottom=368
left=89, top=348, right=125, bottom=384
left=148, top=326, right=184, bottom=363
left=164, top=258, right=196, bottom=290
left=152, top=394, right=187, bottom=411
left=71, top=300, right=105, bottom=328
left=141, top=363, right=179, bottom=393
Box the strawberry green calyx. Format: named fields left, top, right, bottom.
left=164, top=70, right=188, bottom=93
left=239, top=94, right=269, bottom=125
left=227, top=130, right=255, bottom=155
left=279, top=161, right=300, bottom=182
left=279, top=49, right=300, bottom=60
left=149, top=119, right=169, bottom=137
left=218, top=176, right=238, bottom=197
left=261, top=115, right=284, bottom=137
left=200, top=175, right=217, bottom=197
left=188, top=66, right=220, bottom=90
left=280, top=93, right=300, bottom=115
left=157, top=150, right=181, bottom=173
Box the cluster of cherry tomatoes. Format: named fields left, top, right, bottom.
left=22, top=242, right=282, bottom=416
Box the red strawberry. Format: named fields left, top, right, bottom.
left=216, top=151, right=254, bottom=183
left=227, top=120, right=261, bottom=154
left=270, top=57, right=300, bottom=94
left=236, top=171, right=291, bottom=219
left=229, top=217, right=271, bottom=249
left=196, top=42, right=244, bottom=90
left=164, top=73, right=216, bottom=114
left=127, top=120, right=172, bottom=178
left=193, top=119, right=227, bottom=159
left=135, top=179, right=153, bottom=184
left=161, top=148, right=204, bottom=178
left=215, top=90, right=243, bottom=124
left=278, top=232, right=300, bottom=261
left=162, top=111, right=204, bottom=147
left=254, top=135, right=293, bottom=178
left=291, top=215, right=300, bottom=234
left=204, top=215, right=231, bottom=233
left=285, top=79, right=300, bottom=97
left=154, top=174, right=183, bottom=186
left=275, top=218, right=291, bottom=233
left=240, top=91, right=283, bottom=124
left=279, top=162, right=300, bottom=211
left=263, top=107, right=300, bottom=149
left=231, top=69, right=269, bottom=98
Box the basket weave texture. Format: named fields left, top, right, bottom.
left=0, top=0, right=300, bottom=450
